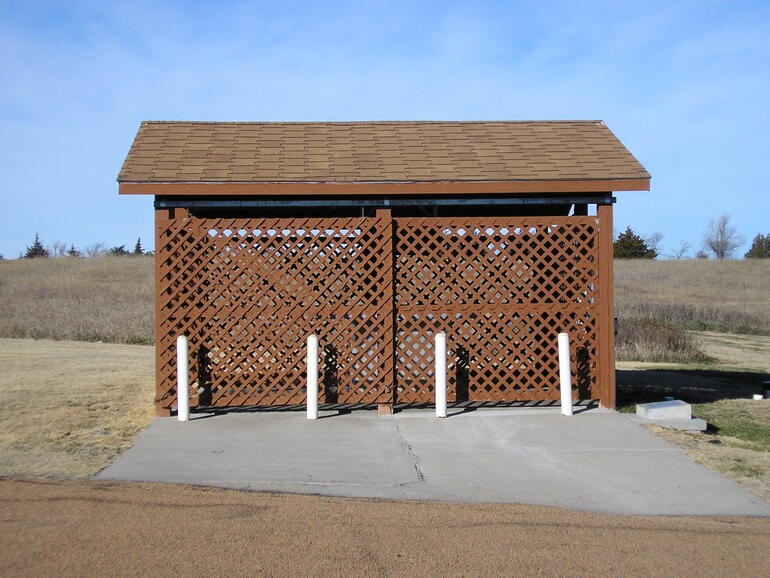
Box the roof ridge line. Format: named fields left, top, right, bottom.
left=139, top=120, right=606, bottom=125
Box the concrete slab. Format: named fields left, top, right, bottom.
left=98, top=411, right=420, bottom=493
left=95, top=407, right=770, bottom=516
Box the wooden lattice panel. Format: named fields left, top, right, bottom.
left=394, top=217, right=600, bottom=403
left=155, top=213, right=393, bottom=412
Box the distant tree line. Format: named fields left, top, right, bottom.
left=4, top=219, right=768, bottom=261
left=612, top=213, right=766, bottom=260
left=16, top=234, right=152, bottom=259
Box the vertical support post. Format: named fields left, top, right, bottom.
left=154, top=207, right=171, bottom=417
left=176, top=335, right=189, bottom=422
left=597, top=203, right=616, bottom=409
left=307, top=334, right=319, bottom=420
left=376, top=206, right=396, bottom=410
left=435, top=332, right=447, bottom=418
left=558, top=332, right=573, bottom=416
left=155, top=207, right=190, bottom=417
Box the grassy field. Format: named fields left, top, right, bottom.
left=2, top=257, right=768, bottom=361
left=615, top=259, right=770, bottom=332
left=0, top=256, right=153, bottom=344
left=613, top=259, right=770, bottom=362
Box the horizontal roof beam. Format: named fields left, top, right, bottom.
left=121, top=178, right=648, bottom=197
left=155, top=194, right=615, bottom=209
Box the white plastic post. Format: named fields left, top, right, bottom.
left=435, top=332, right=447, bottom=418
left=307, top=334, right=319, bottom=420
left=558, top=332, right=573, bottom=416
left=176, top=335, right=189, bottom=422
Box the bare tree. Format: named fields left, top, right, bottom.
left=48, top=241, right=68, bottom=257
left=671, top=239, right=691, bottom=259
left=84, top=242, right=107, bottom=258
left=644, top=231, right=664, bottom=256
left=703, top=214, right=742, bottom=260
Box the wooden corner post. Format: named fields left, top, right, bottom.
left=154, top=205, right=172, bottom=416
left=597, top=203, right=616, bottom=409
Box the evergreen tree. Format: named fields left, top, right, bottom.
left=108, top=245, right=130, bottom=256
left=613, top=227, right=657, bottom=259
left=744, top=233, right=770, bottom=258
left=24, top=234, right=50, bottom=258
left=67, top=244, right=81, bottom=258
left=133, top=237, right=144, bottom=255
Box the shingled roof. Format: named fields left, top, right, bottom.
left=118, top=120, right=649, bottom=194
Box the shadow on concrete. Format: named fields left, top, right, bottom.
left=182, top=399, right=599, bottom=419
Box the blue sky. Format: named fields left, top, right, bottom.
left=1, top=0, right=768, bottom=258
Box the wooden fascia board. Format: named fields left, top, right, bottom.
left=119, top=179, right=650, bottom=196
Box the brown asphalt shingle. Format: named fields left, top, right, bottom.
left=118, top=121, right=649, bottom=183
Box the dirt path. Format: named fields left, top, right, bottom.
left=1, top=478, right=768, bottom=577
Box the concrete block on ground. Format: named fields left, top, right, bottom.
left=626, top=414, right=707, bottom=432
left=636, top=400, right=691, bottom=420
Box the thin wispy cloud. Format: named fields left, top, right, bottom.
left=1, top=0, right=768, bottom=257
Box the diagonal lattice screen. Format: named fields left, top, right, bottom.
left=155, top=212, right=603, bottom=412
left=394, top=217, right=601, bottom=403
left=155, top=214, right=394, bottom=413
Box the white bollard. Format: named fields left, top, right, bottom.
left=307, top=334, right=319, bottom=420
left=176, top=335, right=189, bottom=422
left=558, top=332, right=573, bottom=416
left=435, top=332, right=447, bottom=418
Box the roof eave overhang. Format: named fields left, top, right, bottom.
left=119, top=178, right=650, bottom=196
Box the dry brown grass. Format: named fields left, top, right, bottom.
left=615, top=258, right=770, bottom=333
left=1, top=257, right=767, bottom=362
left=0, top=338, right=154, bottom=478
left=695, top=331, right=770, bottom=372
left=614, top=259, right=770, bottom=362
left=0, top=256, right=153, bottom=344
left=615, top=319, right=709, bottom=363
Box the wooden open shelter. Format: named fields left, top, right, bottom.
left=118, top=121, right=650, bottom=416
